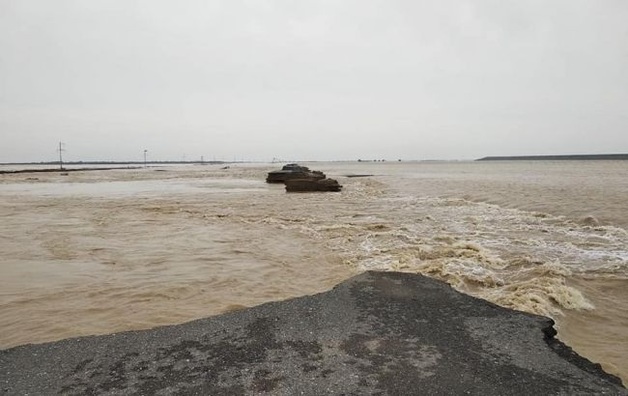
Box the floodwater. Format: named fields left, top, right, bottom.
left=1, top=161, right=627, bottom=384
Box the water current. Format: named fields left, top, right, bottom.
left=1, top=161, right=627, bottom=384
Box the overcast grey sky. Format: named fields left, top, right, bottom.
left=1, top=0, right=627, bottom=162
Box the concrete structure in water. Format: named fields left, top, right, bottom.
left=285, top=178, right=343, bottom=192
left=1, top=271, right=626, bottom=395
left=265, top=163, right=326, bottom=183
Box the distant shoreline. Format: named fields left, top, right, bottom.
left=0, top=161, right=227, bottom=166
left=0, top=166, right=143, bottom=175
left=0, top=161, right=230, bottom=175
left=476, top=154, right=628, bottom=161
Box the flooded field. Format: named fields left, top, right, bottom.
left=1, top=161, right=627, bottom=384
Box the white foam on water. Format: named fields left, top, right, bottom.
left=304, top=191, right=611, bottom=321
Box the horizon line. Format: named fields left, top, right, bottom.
left=2, top=153, right=628, bottom=166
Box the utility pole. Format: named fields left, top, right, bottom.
left=58, top=142, right=65, bottom=170
left=144, top=149, right=148, bottom=168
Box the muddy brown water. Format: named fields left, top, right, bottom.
left=1, top=161, right=627, bottom=383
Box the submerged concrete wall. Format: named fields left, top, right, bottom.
left=1, top=271, right=626, bottom=395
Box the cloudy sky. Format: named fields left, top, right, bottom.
left=1, top=0, right=627, bottom=162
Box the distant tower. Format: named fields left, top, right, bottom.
left=58, top=142, right=65, bottom=170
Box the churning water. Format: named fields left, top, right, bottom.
left=1, top=161, right=627, bottom=383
